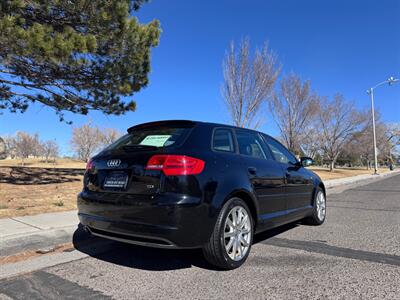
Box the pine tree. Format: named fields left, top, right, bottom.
left=0, top=0, right=160, bottom=122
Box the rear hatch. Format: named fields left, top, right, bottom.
left=84, top=121, right=195, bottom=196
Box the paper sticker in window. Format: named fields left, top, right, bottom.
left=139, top=135, right=172, bottom=147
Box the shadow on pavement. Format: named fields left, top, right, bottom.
left=72, top=222, right=297, bottom=271
left=0, top=166, right=84, bottom=185
left=253, top=222, right=299, bottom=244
left=72, top=224, right=214, bottom=271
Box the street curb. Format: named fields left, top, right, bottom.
left=0, top=228, right=114, bottom=280
left=0, top=249, right=88, bottom=280
left=324, top=169, right=400, bottom=189
left=1, top=226, right=77, bottom=257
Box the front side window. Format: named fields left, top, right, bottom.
left=236, top=130, right=267, bottom=159
left=264, top=136, right=297, bottom=164
left=212, top=129, right=235, bottom=152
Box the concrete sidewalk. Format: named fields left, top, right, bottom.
left=1, top=169, right=399, bottom=257
left=0, top=211, right=79, bottom=257
left=0, top=210, right=78, bottom=239
left=323, top=169, right=400, bottom=188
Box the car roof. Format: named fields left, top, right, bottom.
left=127, top=119, right=272, bottom=137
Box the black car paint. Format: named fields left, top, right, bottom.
left=78, top=120, right=325, bottom=248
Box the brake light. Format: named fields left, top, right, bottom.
left=145, top=155, right=205, bottom=176
left=86, top=159, right=94, bottom=170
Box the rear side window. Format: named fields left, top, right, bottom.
left=236, top=130, right=267, bottom=159
left=212, top=129, right=234, bottom=152
left=104, top=125, right=192, bottom=150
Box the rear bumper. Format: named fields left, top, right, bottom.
left=77, top=191, right=215, bottom=248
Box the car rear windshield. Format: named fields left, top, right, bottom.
left=104, top=124, right=193, bottom=151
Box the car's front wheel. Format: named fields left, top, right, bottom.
left=202, top=197, right=253, bottom=269
left=304, top=187, right=326, bottom=225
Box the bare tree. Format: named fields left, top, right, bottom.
left=100, top=128, right=122, bottom=148
left=384, top=123, right=400, bottom=163
left=344, top=125, right=382, bottom=169
left=299, top=126, right=321, bottom=159
left=31, top=134, right=42, bottom=157
left=340, top=135, right=362, bottom=167
left=13, top=132, right=41, bottom=165
left=70, top=123, right=102, bottom=162
left=317, top=95, right=367, bottom=171
left=270, top=73, right=319, bottom=153
left=349, top=128, right=374, bottom=169
left=0, top=137, right=6, bottom=159
left=342, top=111, right=398, bottom=168
left=41, top=140, right=60, bottom=163
left=221, top=38, right=280, bottom=129
left=2, top=136, right=16, bottom=158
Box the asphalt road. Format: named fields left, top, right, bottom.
left=1, top=174, right=399, bottom=299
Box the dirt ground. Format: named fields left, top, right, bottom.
left=0, top=158, right=85, bottom=169
left=0, top=165, right=84, bottom=218
left=309, top=166, right=389, bottom=180
left=0, top=158, right=391, bottom=218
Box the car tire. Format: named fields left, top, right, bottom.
left=304, top=187, right=326, bottom=225
left=202, top=197, right=253, bottom=270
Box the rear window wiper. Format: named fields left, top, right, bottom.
left=122, top=145, right=158, bottom=151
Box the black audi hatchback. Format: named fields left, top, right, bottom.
left=78, top=120, right=326, bottom=269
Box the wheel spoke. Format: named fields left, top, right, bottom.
left=225, top=237, right=234, bottom=252
left=241, top=227, right=250, bottom=234
left=232, top=239, right=238, bottom=259
left=238, top=208, right=243, bottom=226
left=232, top=210, right=238, bottom=226
left=238, top=242, right=243, bottom=257
left=224, top=231, right=235, bottom=238
left=240, top=235, right=249, bottom=247
left=226, top=217, right=234, bottom=229
left=239, top=215, right=248, bottom=229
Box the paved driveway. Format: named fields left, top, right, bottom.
left=1, top=174, right=399, bottom=299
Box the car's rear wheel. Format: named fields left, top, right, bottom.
left=304, top=188, right=326, bottom=225
left=202, top=197, right=253, bottom=269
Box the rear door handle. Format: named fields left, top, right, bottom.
left=248, top=167, right=257, bottom=175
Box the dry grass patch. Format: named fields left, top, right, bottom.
left=0, top=158, right=86, bottom=169
left=310, top=167, right=390, bottom=181
left=0, top=166, right=84, bottom=218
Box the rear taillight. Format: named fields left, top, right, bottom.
left=145, top=155, right=205, bottom=176
left=86, top=159, right=94, bottom=170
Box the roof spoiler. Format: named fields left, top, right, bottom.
left=127, top=120, right=196, bottom=133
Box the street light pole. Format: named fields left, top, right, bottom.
left=368, top=87, right=378, bottom=174
left=367, top=76, right=399, bottom=175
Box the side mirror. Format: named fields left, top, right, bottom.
left=300, top=157, right=314, bottom=167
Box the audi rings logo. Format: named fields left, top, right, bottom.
left=107, top=159, right=121, bottom=167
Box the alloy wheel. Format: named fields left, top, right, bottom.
left=223, top=206, right=252, bottom=261
left=316, top=191, right=326, bottom=221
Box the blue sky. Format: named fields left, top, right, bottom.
left=1, top=0, right=399, bottom=155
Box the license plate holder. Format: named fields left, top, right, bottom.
left=103, top=171, right=128, bottom=189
